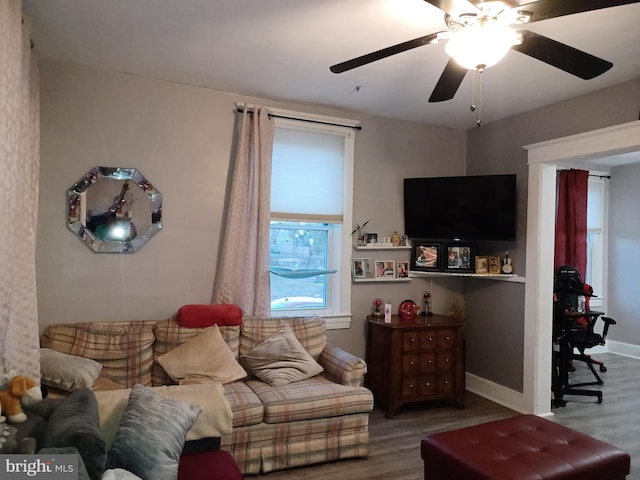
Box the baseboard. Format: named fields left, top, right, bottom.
left=466, top=341, right=640, bottom=415
left=465, top=372, right=527, bottom=414
left=606, top=340, right=640, bottom=359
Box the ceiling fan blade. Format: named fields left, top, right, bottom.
left=512, top=30, right=613, bottom=80
left=330, top=33, right=441, bottom=74
left=428, top=58, right=468, bottom=102
left=517, top=0, right=640, bottom=24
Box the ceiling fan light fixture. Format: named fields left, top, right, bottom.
left=445, top=22, right=520, bottom=70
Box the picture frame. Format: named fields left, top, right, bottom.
left=366, top=233, right=378, bottom=245
left=410, top=241, right=442, bottom=272
left=396, top=261, right=409, bottom=278
left=444, top=244, right=475, bottom=273
left=375, top=260, right=396, bottom=279
left=475, top=256, right=489, bottom=274
left=488, top=256, right=501, bottom=274
left=352, top=258, right=374, bottom=279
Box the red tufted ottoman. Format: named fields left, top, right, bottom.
left=421, top=415, right=630, bottom=480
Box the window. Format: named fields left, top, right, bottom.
left=586, top=175, right=606, bottom=308
left=268, top=109, right=358, bottom=329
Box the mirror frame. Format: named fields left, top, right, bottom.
left=67, top=166, right=163, bottom=253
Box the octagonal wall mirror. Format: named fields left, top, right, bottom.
left=67, top=167, right=162, bottom=253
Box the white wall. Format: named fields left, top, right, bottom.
left=36, top=60, right=467, bottom=359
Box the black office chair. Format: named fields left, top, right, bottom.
left=552, top=265, right=617, bottom=406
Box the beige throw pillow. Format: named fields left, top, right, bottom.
left=241, top=326, right=324, bottom=386
left=157, top=324, right=246, bottom=384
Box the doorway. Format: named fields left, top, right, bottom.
left=523, top=120, right=640, bottom=415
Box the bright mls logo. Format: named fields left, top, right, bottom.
left=1, top=455, right=77, bottom=479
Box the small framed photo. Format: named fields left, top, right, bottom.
left=475, top=256, right=489, bottom=274
left=375, top=260, right=396, bottom=279
left=352, top=258, right=374, bottom=279
left=410, top=241, right=442, bottom=272
left=444, top=244, right=475, bottom=273
left=396, top=261, right=409, bottom=278
left=366, top=233, right=378, bottom=245
left=352, top=259, right=366, bottom=279
left=488, top=256, right=501, bottom=274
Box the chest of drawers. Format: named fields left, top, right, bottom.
left=365, top=314, right=465, bottom=418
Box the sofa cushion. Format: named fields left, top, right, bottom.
left=177, top=304, right=243, bottom=328
left=42, top=388, right=107, bottom=480
left=40, top=348, right=103, bottom=392
left=241, top=326, right=323, bottom=386
left=95, top=383, right=232, bottom=449
left=41, top=321, right=156, bottom=388
left=222, top=381, right=264, bottom=428
left=152, top=319, right=241, bottom=386
left=247, top=376, right=374, bottom=424
left=107, top=384, right=201, bottom=480
left=240, top=316, right=326, bottom=361
left=157, top=325, right=247, bottom=385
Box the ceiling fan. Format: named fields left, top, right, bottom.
left=330, top=0, right=640, bottom=103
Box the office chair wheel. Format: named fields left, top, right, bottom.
left=599, top=365, right=607, bottom=372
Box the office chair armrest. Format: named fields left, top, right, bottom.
left=601, top=316, right=616, bottom=338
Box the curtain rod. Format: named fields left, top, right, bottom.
left=557, top=169, right=611, bottom=180
left=235, top=107, right=362, bottom=131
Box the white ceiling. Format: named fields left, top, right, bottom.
left=22, top=0, right=640, bottom=130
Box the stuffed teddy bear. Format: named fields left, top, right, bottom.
left=0, top=375, right=43, bottom=423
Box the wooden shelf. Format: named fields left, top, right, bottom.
left=409, top=271, right=525, bottom=283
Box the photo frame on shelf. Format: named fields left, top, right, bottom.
left=444, top=244, right=475, bottom=273
left=488, top=256, right=501, bottom=274
left=352, top=258, right=374, bottom=279
left=410, top=241, right=441, bottom=272
left=475, top=256, right=489, bottom=274
left=396, top=261, right=409, bottom=278
left=352, top=259, right=366, bottom=279
left=366, top=233, right=378, bottom=245
left=375, top=260, right=396, bottom=279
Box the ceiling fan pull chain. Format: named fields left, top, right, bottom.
left=470, top=69, right=483, bottom=127
left=477, top=68, right=483, bottom=127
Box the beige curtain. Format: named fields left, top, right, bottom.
left=0, top=0, right=41, bottom=380
left=212, top=107, right=274, bottom=316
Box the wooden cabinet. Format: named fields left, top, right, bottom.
left=365, top=314, right=465, bottom=418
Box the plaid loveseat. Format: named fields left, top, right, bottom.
left=41, top=316, right=374, bottom=475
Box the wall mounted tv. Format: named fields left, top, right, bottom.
left=403, top=174, right=517, bottom=242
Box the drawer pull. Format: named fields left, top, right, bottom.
left=445, top=358, right=449, bottom=362
left=411, top=338, right=415, bottom=342
left=410, top=361, right=414, bottom=365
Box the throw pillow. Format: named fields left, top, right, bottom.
left=241, top=326, right=324, bottom=386
left=40, top=348, right=103, bottom=392
left=177, top=304, right=243, bottom=328
left=107, top=384, right=202, bottom=480
left=157, top=325, right=247, bottom=384
left=42, top=387, right=107, bottom=480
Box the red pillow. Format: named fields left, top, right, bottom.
left=177, top=304, right=243, bottom=328
left=178, top=450, right=243, bottom=480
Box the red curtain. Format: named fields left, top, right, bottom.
left=554, top=169, right=589, bottom=277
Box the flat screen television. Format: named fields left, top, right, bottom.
left=403, top=174, right=517, bottom=242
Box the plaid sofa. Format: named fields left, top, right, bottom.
left=41, top=316, right=374, bottom=475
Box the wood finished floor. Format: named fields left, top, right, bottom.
left=253, top=353, right=639, bottom=479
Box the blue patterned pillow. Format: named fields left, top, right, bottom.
left=106, top=384, right=201, bottom=480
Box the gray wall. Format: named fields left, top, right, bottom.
left=35, top=58, right=640, bottom=392
left=464, top=78, right=640, bottom=391
left=608, top=162, right=640, bottom=345
left=36, top=60, right=466, bottom=361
